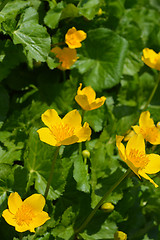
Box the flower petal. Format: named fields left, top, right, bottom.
left=29, top=211, right=50, bottom=229
left=41, top=109, right=61, bottom=129
left=76, top=122, right=92, bottom=142
left=15, top=223, right=32, bottom=233
left=75, top=94, right=90, bottom=110
left=126, top=134, right=145, bottom=157
left=144, top=153, right=160, bottom=174
left=62, top=109, right=82, bottom=129
left=89, top=97, right=106, bottom=110
left=138, top=169, right=158, bottom=188
left=23, top=194, right=45, bottom=213
left=139, top=111, right=155, bottom=128
left=8, top=192, right=23, bottom=214
left=2, top=209, right=16, bottom=226
left=59, top=135, right=79, bottom=146
left=116, top=135, right=126, bottom=162
left=80, top=86, right=96, bottom=102
left=37, top=127, right=58, bottom=146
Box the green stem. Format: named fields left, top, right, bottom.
left=44, top=147, right=60, bottom=199
left=74, top=168, right=131, bottom=235
left=19, top=232, right=23, bottom=240
left=143, top=72, right=160, bottom=111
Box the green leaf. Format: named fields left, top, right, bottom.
left=75, top=28, right=128, bottom=91
left=78, top=0, right=102, bottom=20
left=13, top=8, right=51, bottom=62
left=25, top=128, right=72, bottom=200
left=0, top=85, right=9, bottom=127
left=73, top=152, right=90, bottom=193
left=44, top=2, right=64, bottom=29
left=61, top=3, right=79, bottom=20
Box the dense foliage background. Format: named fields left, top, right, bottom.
left=0, top=0, right=160, bottom=239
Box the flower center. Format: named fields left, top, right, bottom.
left=51, top=122, right=75, bottom=142
left=15, top=204, right=35, bottom=226
left=140, top=127, right=159, bottom=143
left=128, top=149, right=149, bottom=169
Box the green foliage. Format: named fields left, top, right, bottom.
left=0, top=0, right=160, bottom=239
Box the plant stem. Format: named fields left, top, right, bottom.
left=44, top=147, right=60, bottom=199
left=0, top=0, right=9, bottom=11
left=19, top=232, right=23, bottom=240
left=74, top=168, right=131, bottom=235
left=143, top=72, right=160, bottom=111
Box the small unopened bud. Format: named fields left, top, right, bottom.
left=114, top=231, right=127, bottom=240
left=157, top=122, right=160, bottom=129
left=82, top=150, right=90, bottom=159
left=101, top=202, right=114, bottom=213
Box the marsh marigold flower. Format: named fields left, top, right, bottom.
left=65, top=27, right=87, bottom=49
left=116, top=134, right=160, bottom=187
left=2, top=192, right=50, bottom=232
left=75, top=83, right=106, bottom=111
left=132, top=111, right=160, bottom=145
left=51, top=46, right=78, bottom=70
left=142, top=48, right=160, bottom=70
left=37, top=109, right=91, bottom=146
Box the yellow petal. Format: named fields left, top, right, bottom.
left=59, top=135, right=79, bottom=146
left=75, top=94, right=90, bottom=110
left=29, top=211, right=50, bottom=229
left=2, top=209, right=16, bottom=226
left=139, top=111, right=155, bottom=128
left=41, top=109, right=61, bottom=129
left=80, top=86, right=96, bottom=102
left=15, top=223, right=32, bottom=233
left=62, top=109, right=82, bottom=129
left=116, top=135, right=126, bottom=162
left=138, top=169, right=158, bottom=188
left=37, top=127, right=58, bottom=146
left=126, top=134, right=145, bottom=157
left=144, top=154, right=160, bottom=174
left=76, top=122, right=92, bottom=142
left=23, top=194, right=45, bottom=213
left=132, top=125, right=141, bottom=135
left=89, top=96, right=106, bottom=110
left=8, top=192, right=23, bottom=214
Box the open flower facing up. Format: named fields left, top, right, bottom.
left=142, top=48, right=160, bottom=70
left=75, top=83, right=106, bottom=111
left=116, top=134, right=160, bottom=187
left=37, top=109, right=91, bottom=146
left=51, top=46, right=78, bottom=70
left=65, top=27, right=87, bottom=49
left=2, top=192, right=50, bottom=232
left=132, top=111, right=160, bottom=145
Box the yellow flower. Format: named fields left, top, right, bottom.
left=142, top=48, right=160, bottom=70
left=51, top=46, right=78, bottom=70
left=114, top=231, right=127, bottom=240
left=116, top=134, right=160, bottom=187
left=75, top=83, right=106, bottom=111
left=2, top=192, right=50, bottom=233
left=65, top=27, right=87, bottom=49
left=132, top=111, right=160, bottom=145
left=37, top=109, right=91, bottom=146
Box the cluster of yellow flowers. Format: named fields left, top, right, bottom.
left=116, top=112, right=160, bottom=188
left=115, top=48, right=160, bottom=188
left=51, top=27, right=86, bottom=70
left=2, top=46, right=160, bottom=236
left=2, top=83, right=106, bottom=233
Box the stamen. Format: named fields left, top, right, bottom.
left=51, top=122, right=75, bottom=142
left=140, top=127, right=159, bottom=143
left=15, top=204, right=35, bottom=226
left=128, top=149, right=149, bottom=169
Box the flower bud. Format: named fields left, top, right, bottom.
left=82, top=150, right=90, bottom=158
left=101, top=202, right=114, bottom=213
left=114, top=231, right=127, bottom=240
